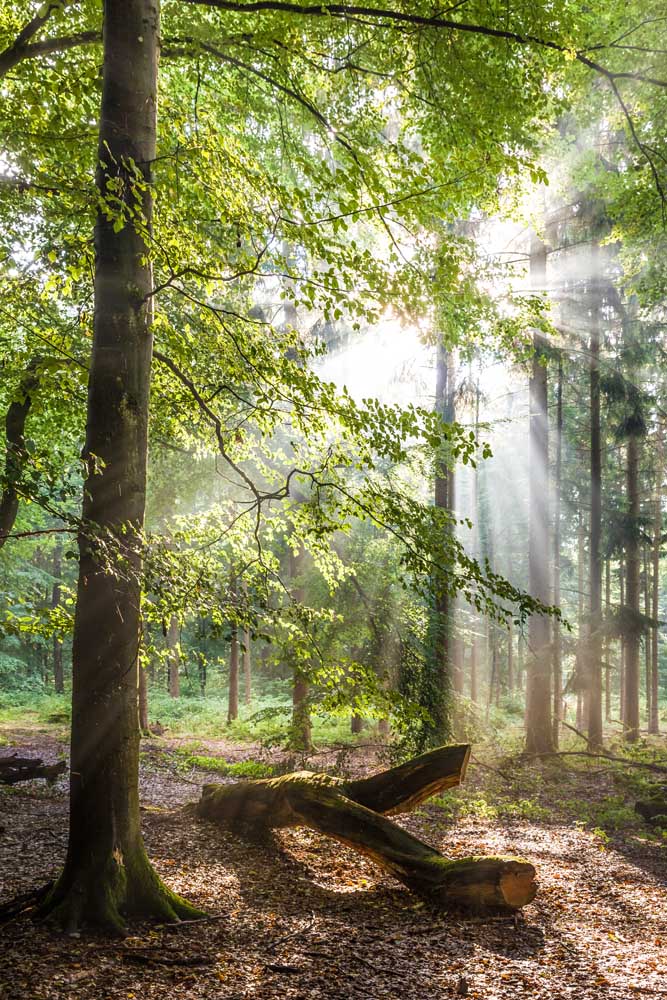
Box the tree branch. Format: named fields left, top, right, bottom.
left=0, top=0, right=99, bottom=79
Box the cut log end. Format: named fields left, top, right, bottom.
left=424, top=856, right=537, bottom=912
left=499, top=860, right=538, bottom=910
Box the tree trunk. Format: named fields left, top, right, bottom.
left=167, top=614, right=180, bottom=698
left=288, top=546, right=312, bottom=750
left=588, top=261, right=603, bottom=750
left=552, top=352, right=563, bottom=748
left=197, top=744, right=537, bottom=912
left=651, top=482, right=661, bottom=734
left=469, top=635, right=478, bottom=703
left=605, top=559, right=611, bottom=723
left=0, top=358, right=41, bottom=550
left=429, top=334, right=455, bottom=741
left=39, top=0, right=199, bottom=932
left=138, top=655, right=149, bottom=735
left=228, top=629, right=239, bottom=724
left=619, top=554, right=625, bottom=723
left=644, top=546, right=652, bottom=725
left=624, top=434, right=641, bottom=742
left=197, top=651, right=207, bottom=696
left=351, top=714, right=363, bottom=734
left=243, top=629, right=252, bottom=705
left=526, top=235, right=553, bottom=753
left=52, top=541, right=64, bottom=694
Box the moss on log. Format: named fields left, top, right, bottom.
left=197, top=744, right=537, bottom=912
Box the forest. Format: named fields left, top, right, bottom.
left=1, top=1, right=667, bottom=998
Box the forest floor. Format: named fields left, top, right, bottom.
left=1, top=720, right=667, bottom=999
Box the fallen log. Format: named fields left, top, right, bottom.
left=0, top=754, right=66, bottom=786
left=197, top=744, right=537, bottom=912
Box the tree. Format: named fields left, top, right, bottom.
left=526, top=234, right=553, bottom=754
left=39, top=0, right=199, bottom=931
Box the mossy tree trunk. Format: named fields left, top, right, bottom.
left=39, top=0, right=200, bottom=933
left=197, top=744, right=536, bottom=912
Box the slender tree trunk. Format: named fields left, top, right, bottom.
left=605, top=559, right=611, bottom=723
left=651, top=476, right=661, bottom=734
left=588, top=263, right=603, bottom=750
left=620, top=554, right=626, bottom=724
left=644, top=546, right=652, bottom=726
left=243, top=629, right=252, bottom=705
left=228, top=629, right=239, bottom=724
left=624, top=434, right=641, bottom=742
left=577, top=508, right=586, bottom=731
left=52, top=542, right=64, bottom=694
left=167, top=615, right=180, bottom=698
left=138, top=655, right=149, bottom=734
left=289, top=546, right=312, bottom=750
left=197, top=652, right=207, bottom=697
left=0, top=359, right=40, bottom=551
left=429, top=334, right=455, bottom=740
left=469, top=636, right=478, bottom=704
left=552, top=352, right=563, bottom=748
left=526, top=235, right=553, bottom=753
left=40, top=0, right=199, bottom=931
left=517, top=631, right=525, bottom=691
left=507, top=622, right=514, bottom=694
left=469, top=380, right=481, bottom=707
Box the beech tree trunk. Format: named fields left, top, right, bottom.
left=605, top=559, right=611, bottom=722
left=644, top=547, right=652, bottom=724
left=138, top=657, right=149, bottom=735
left=288, top=546, right=312, bottom=750
left=619, top=554, right=625, bottom=723
left=0, top=357, right=40, bottom=550
left=552, top=352, right=563, bottom=747
left=624, top=434, right=641, bottom=742
left=243, top=629, right=252, bottom=705
left=526, top=235, right=553, bottom=753
left=39, top=0, right=199, bottom=932
left=197, top=744, right=537, bottom=912
left=429, top=334, right=455, bottom=741
left=52, top=541, right=64, bottom=694
left=228, top=627, right=239, bottom=724
left=650, top=455, right=661, bottom=734
left=167, top=614, right=180, bottom=698
left=588, top=263, right=603, bottom=750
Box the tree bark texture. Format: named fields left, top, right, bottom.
left=40, top=0, right=199, bottom=932
left=197, top=744, right=537, bottom=912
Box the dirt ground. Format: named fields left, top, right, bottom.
left=1, top=725, right=666, bottom=999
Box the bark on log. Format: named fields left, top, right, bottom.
left=0, top=754, right=66, bottom=785
left=197, top=744, right=537, bottom=912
